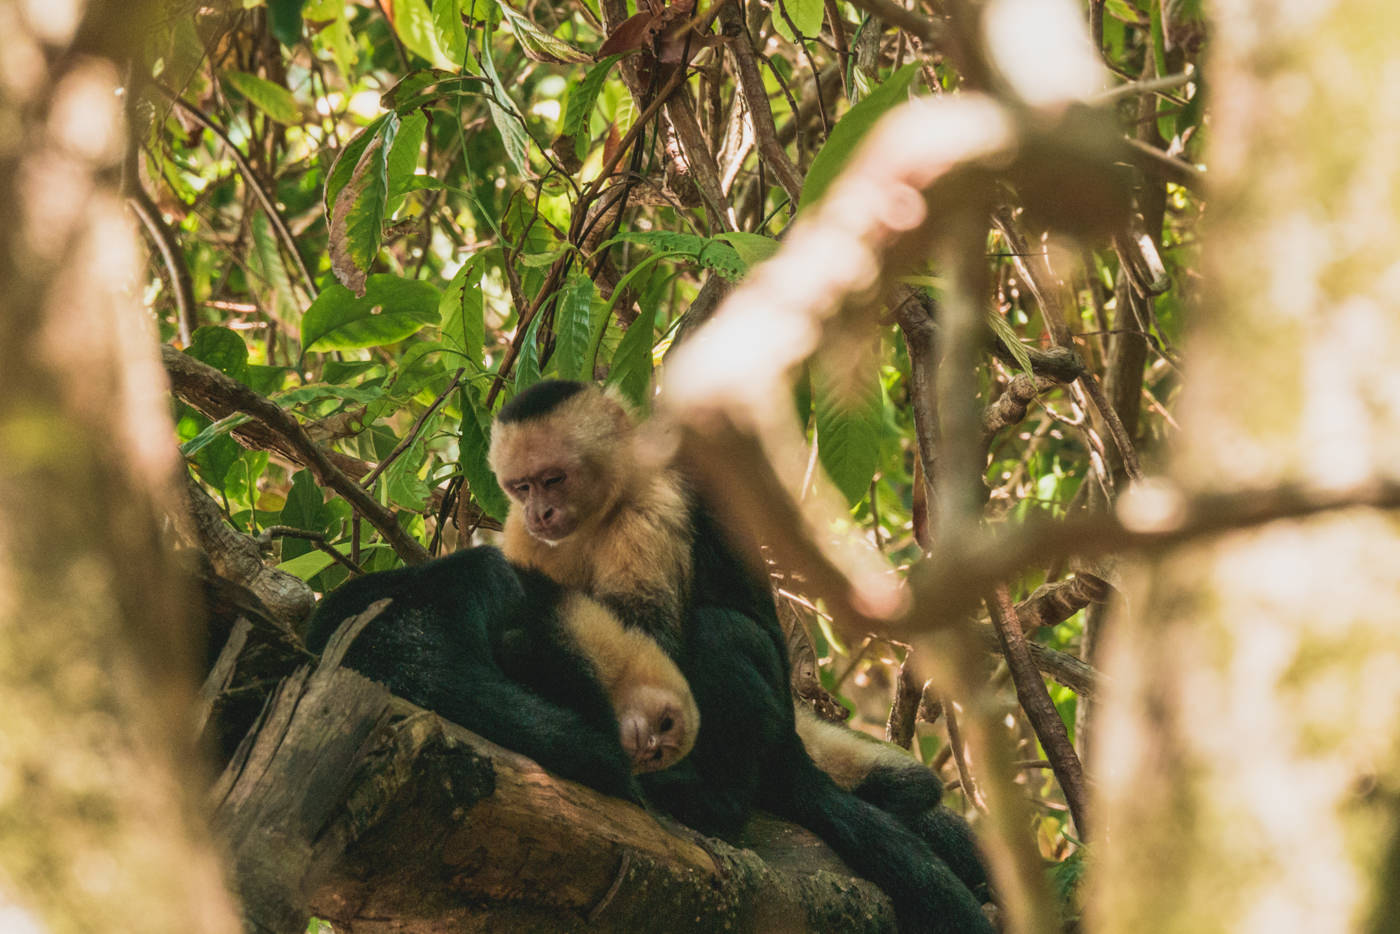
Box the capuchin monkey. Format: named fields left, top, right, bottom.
left=489, top=380, right=992, bottom=933
left=302, top=547, right=698, bottom=795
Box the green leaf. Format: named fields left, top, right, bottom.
left=386, top=111, right=428, bottom=209
left=986, top=312, right=1034, bottom=374
left=813, top=364, right=883, bottom=506
left=431, top=0, right=468, bottom=66
left=771, top=0, right=823, bottom=43
left=552, top=270, right=596, bottom=380
left=695, top=240, right=745, bottom=281
left=459, top=385, right=508, bottom=521
left=268, top=0, right=307, bottom=46
left=187, top=326, right=249, bottom=383
left=717, top=231, right=780, bottom=269
left=606, top=304, right=656, bottom=409
left=480, top=40, right=532, bottom=177
left=514, top=312, right=545, bottom=392
left=606, top=230, right=709, bottom=254
left=302, top=274, right=441, bottom=352
left=497, top=2, right=592, bottom=64
left=250, top=213, right=296, bottom=320
left=391, top=0, right=447, bottom=64
left=329, top=122, right=394, bottom=293
left=180, top=413, right=253, bottom=458
left=279, top=469, right=327, bottom=561
left=276, top=549, right=339, bottom=581
left=223, top=71, right=301, bottom=125
left=325, top=115, right=391, bottom=214
left=563, top=54, right=624, bottom=160
left=440, top=257, right=486, bottom=368
left=383, top=439, right=433, bottom=511
left=802, top=63, right=920, bottom=207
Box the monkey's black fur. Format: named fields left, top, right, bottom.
left=302, top=547, right=642, bottom=803
left=495, top=378, right=587, bottom=424
left=302, top=477, right=991, bottom=932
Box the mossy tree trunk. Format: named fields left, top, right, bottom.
left=1092, top=3, right=1400, bottom=932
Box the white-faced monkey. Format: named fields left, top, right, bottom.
left=488, top=380, right=992, bottom=933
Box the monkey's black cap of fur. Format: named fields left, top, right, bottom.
left=497, top=379, right=587, bottom=424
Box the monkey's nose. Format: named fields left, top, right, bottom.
left=539, top=506, right=555, bottom=522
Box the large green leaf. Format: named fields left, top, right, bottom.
left=802, top=63, right=920, bottom=207
left=459, top=385, right=508, bottom=521
left=562, top=54, right=624, bottom=160
left=279, top=469, right=327, bottom=561
left=328, top=122, right=395, bottom=293
left=386, top=111, right=428, bottom=210
left=391, top=0, right=447, bottom=64
left=268, top=0, right=307, bottom=46
left=431, top=0, right=468, bottom=66
left=771, top=0, right=824, bottom=43
left=498, top=2, right=592, bottom=64
left=325, top=115, right=391, bottom=214
left=223, top=71, right=301, bottom=125
left=813, top=363, right=884, bottom=506
left=439, top=256, right=486, bottom=368
left=480, top=41, right=532, bottom=177
left=187, top=326, right=249, bottom=383
left=301, top=274, right=441, bottom=352
left=606, top=304, right=656, bottom=409
left=552, top=270, right=596, bottom=381
left=514, top=312, right=545, bottom=392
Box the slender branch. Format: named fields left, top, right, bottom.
left=128, top=183, right=197, bottom=344
left=719, top=2, right=804, bottom=205
left=163, top=345, right=429, bottom=564
left=257, top=525, right=366, bottom=576
left=987, top=585, right=1090, bottom=838
left=362, top=368, right=465, bottom=487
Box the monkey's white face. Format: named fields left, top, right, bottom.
left=618, top=685, right=693, bottom=773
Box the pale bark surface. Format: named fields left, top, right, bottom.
left=1092, top=3, right=1400, bottom=932
left=0, top=2, right=240, bottom=931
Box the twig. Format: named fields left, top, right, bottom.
left=719, top=2, right=804, bottom=205
left=362, top=368, right=466, bottom=487
left=986, top=585, right=1090, bottom=838
left=257, top=525, right=366, bottom=576
left=148, top=81, right=318, bottom=299
left=128, top=183, right=197, bottom=344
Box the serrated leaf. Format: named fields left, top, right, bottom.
left=552, top=270, right=596, bottom=380
left=329, top=129, right=392, bottom=293
left=386, top=111, right=427, bottom=209
left=606, top=304, right=655, bottom=408
left=223, top=70, right=301, bottom=125
left=813, top=365, right=883, bottom=506
left=432, top=0, right=468, bottom=66
left=187, top=326, right=249, bottom=383
left=302, top=274, right=441, bottom=352
left=459, top=385, right=508, bottom=521
left=498, top=2, right=592, bottom=63
left=440, top=257, right=486, bottom=368
left=717, top=231, right=780, bottom=269
left=563, top=54, right=624, bottom=160
left=802, top=63, right=920, bottom=207
left=268, top=0, right=307, bottom=45
left=771, top=0, right=823, bottom=43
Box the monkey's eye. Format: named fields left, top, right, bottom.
left=511, top=483, right=529, bottom=497
left=543, top=474, right=565, bottom=488
left=659, top=715, right=674, bottom=733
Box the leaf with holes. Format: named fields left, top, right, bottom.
left=302, top=274, right=440, bottom=352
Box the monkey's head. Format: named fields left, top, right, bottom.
left=489, top=380, right=636, bottom=544
left=616, top=683, right=698, bottom=773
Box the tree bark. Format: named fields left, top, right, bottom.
left=1092, top=3, right=1400, bottom=931
left=214, top=612, right=903, bottom=932
left=0, top=2, right=239, bottom=931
